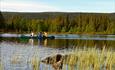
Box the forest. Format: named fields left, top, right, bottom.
left=0, top=12, right=115, bottom=34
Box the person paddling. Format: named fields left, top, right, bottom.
left=31, top=32, right=34, bottom=37
left=38, top=32, right=43, bottom=39
left=43, top=32, right=48, bottom=37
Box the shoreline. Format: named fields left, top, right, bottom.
left=0, top=32, right=115, bottom=35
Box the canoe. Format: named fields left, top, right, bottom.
left=20, top=35, right=55, bottom=39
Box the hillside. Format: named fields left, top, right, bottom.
left=1, top=12, right=115, bottom=20
left=0, top=12, right=115, bottom=34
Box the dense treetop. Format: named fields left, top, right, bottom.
left=0, top=12, right=115, bottom=34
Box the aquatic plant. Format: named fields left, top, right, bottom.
left=30, top=55, right=40, bottom=70
left=42, top=46, right=115, bottom=70
left=63, top=46, right=115, bottom=70
left=0, top=61, right=4, bottom=70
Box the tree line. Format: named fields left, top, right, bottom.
left=0, top=12, right=115, bottom=34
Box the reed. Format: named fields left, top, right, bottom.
left=30, top=55, right=40, bottom=70
left=62, top=46, right=115, bottom=70
left=0, top=61, right=3, bottom=70
left=9, top=45, right=115, bottom=70
left=11, top=54, right=22, bottom=64
left=41, top=45, right=115, bottom=70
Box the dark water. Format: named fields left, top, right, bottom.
left=0, top=34, right=115, bottom=70
left=0, top=34, right=115, bottom=49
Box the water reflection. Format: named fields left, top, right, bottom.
left=29, top=39, right=34, bottom=46
left=0, top=35, right=115, bottom=49
left=43, top=39, right=47, bottom=47
left=28, top=38, right=48, bottom=47
left=1, top=34, right=115, bottom=70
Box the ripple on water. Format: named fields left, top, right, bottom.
left=0, top=42, right=72, bottom=70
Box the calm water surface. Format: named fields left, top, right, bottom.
left=0, top=34, right=115, bottom=70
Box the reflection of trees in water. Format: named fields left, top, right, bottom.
left=46, top=39, right=115, bottom=49
left=1, top=37, right=114, bottom=49
left=64, top=39, right=68, bottom=48
left=75, top=40, right=115, bottom=49
left=1, top=37, right=115, bottom=49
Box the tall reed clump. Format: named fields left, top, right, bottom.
left=30, top=55, right=40, bottom=70
left=63, top=46, right=115, bottom=70
left=0, top=61, right=4, bottom=70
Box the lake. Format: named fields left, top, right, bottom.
left=0, top=33, right=115, bottom=70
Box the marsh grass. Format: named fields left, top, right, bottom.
left=62, top=46, right=115, bottom=70
left=30, top=55, right=40, bottom=70
left=40, top=45, right=115, bottom=70
left=10, top=53, right=40, bottom=70
left=10, top=46, right=40, bottom=70
left=0, top=61, right=4, bottom=70
left=7, top=45, right=115, bottom=70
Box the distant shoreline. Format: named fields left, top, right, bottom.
left=0, top=12, right=115, bottom=35
left=0, top=32, right=115, bottom=35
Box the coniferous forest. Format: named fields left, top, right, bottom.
left=0, top=12, right=115, bottom=34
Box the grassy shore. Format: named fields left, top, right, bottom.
left=41, top=46, right=115, bottom=70
left=1, top=45, right=115, bottom=70
left=62, top=46, right=115, bottom=70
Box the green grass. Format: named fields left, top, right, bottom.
left=62, top=46, right=115, bottom=70
left=4, top=45, right=115, bottom=70
left=40, top=46, right=115, bottom=70
left=0, top=61, right=4, bottom=70
left=30, top=55, right=40, bottom=70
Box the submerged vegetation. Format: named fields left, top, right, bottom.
left=0, top=12, right=115, bottom=34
